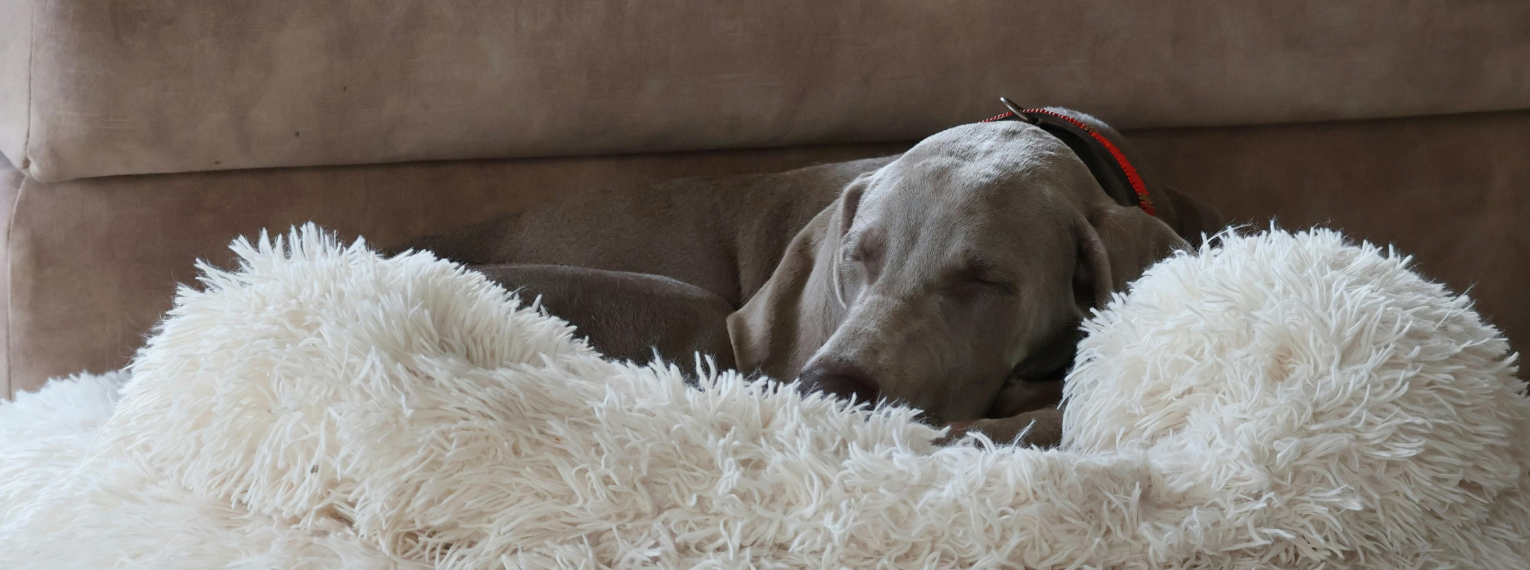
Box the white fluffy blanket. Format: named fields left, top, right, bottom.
left=1, top=225, right=1526, bottom=569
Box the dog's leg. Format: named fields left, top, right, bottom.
left=935, top=408, right=1064, bottom=448
left=934, top=374, right=1065, bottom=448
left=987, top=377, right=1064, bottom=419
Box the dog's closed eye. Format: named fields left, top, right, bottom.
left=946, top=259, right=1017, bottom=295
left=842, top=235, right=885, bottom=280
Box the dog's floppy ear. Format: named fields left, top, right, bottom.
left=1154, top=185, right=1225, bottom=247
left=728, top=173, right=871, bottom=378
left=835, top=173, right=870, bottom=237
left=1072, top=203, right=1187, bottom=316
left=1041, top=107, right=1225, bottom=248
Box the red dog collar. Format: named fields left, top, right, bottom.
left=981, top=99, right=1156, bottom=217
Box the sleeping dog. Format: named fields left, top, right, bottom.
left=392, top=105, right=1222, bottom=447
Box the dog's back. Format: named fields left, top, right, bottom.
left=391, top=156, right=895, bottom=307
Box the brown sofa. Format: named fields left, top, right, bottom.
left=1, top=1, right=1527, bottom=398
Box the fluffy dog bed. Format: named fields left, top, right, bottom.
left=0, top=225, right=1525, bottom=569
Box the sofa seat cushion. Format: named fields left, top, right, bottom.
left=0, top=142, right=908, bottom=397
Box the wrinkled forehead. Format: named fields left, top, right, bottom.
left=853, top=122, right=1096, bottom=236
left=871, top=122, right=1095, bottom=203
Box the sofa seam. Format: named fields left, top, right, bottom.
left=20, top=0, right=35, bottom=173
left=2, top=177, right=18, bottom=400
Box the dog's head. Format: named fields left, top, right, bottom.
left=732, top=108, right=1206, bottom=423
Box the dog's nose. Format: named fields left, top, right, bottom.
left=797, top=363, right=881, bottom=403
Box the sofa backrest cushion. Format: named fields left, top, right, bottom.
left=3, top=0, right=1528, bottom=182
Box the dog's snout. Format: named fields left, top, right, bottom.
left=797, top=363, right=881, bottom=404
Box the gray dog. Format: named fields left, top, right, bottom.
left=393, top=107, right=1221, bottom=446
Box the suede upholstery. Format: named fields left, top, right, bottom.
left=1131, top=111, right=1529, bottom=360
left=0, top=0, right=30, bottom=163
left=3, top=0, right=1528, bottom=182
left=3, top=112, right=1526, bottom=397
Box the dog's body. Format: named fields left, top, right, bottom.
left=394, top=109, right=1222, bottom=446
left=401, top=158, right=876, bottom=308
left=475, top=264, right=738, bottom=369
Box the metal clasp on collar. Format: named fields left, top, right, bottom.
left=999, top=96, right=1037, bottom=124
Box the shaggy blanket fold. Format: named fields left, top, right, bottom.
left=0, top=225, right=1525, bottom=569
